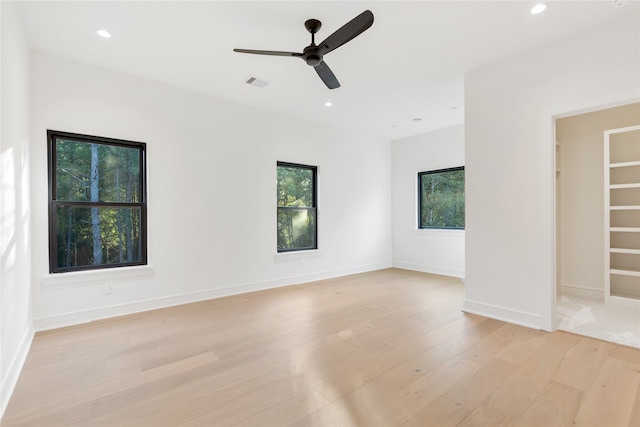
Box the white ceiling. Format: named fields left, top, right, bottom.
left=13, top=0, right=640, bottom=141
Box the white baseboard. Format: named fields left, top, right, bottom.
left=392, top=261, right=464, bottom=278
left=462, top=298, right=542, bottom=330
left=33, top=262, right=392, bottom=332
left=560, top=283, right=604, bottom=301
left=1, top=325, right=34, bottom=420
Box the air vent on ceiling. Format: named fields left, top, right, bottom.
left=246, top=77, right=269, bottom=88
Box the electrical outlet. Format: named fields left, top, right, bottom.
left=104, top=282, right=115, bottom=295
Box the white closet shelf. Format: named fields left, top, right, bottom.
left=610, top=161, right=640, bottom=168
left=610, top=227, right=640, bottom=232
left=610, top=268, right=640, bottom=277
left=610, top=183, right=640, bottom=189
left=610, top=248, right=640, bottom=254
left=610, top=205, right=640, bottom=210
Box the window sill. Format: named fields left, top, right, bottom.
left=41, top=264, right=155, bottom=287
left=274, top=249, right=323, bottom=263
left=413, top=228, right=465, bottom=237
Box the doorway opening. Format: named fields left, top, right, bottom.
left=554, top=102, right=639, bottom=348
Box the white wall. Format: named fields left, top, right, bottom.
left=0, top=1, right=33, bottom=417
left=391, top=124, right=465, bottom=277
left=30, top=52, right=392, bottom=330
left=556, top=103, right=640, bottom=300
left=464, top=15, right=639, bottom=331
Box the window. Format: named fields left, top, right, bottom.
left=418, top=166, right=465, bottom=229
left=277, top=162, right=317, bottom=252
left=48, top=130, right=147, bottom=273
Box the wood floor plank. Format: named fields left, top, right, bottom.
left=457, top=322, right=541, bottom=365
left=607, top=342, right=640, bottom=365
left=3, top=352, right=218, bottom=425
left=385, top=312, right=481, bottom=355
left=233, top=389, right=330, bottom=427
left=290, top=375, right=403, bottom=427
left=457, top=330, right=580, bottom=426
left=552, top=336, right=611, bottom=391
left=572, top=356, right=640, bottom=426
left=91, top=360, right=319, bottom=426
left=381, top=332, right=479, bottom=388
left=402, top=395, right=472, bottom=427
left=629, top=381, right=640, bottom=427
left=513, top=380, right=583, bottom=427
left=493, top=327, right=548, bottom=365
left=2, top=269, right=639, bottom=427
left=443, top=357, right=517, bottom=408
left=371, top=356, right=481, bottom=425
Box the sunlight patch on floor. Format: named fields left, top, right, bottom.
left=557, top=294, right=640, bottom=348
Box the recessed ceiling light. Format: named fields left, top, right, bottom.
left=530, top=4, right=547, bottom=14
left=97, top=29, right=112, bottom=38
left=324, top=102, right=333, bottom=107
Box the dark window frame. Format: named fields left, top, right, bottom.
left=47, top=130, right=147, bottom=273
left=418, top=166, right=465, bottom=230
left=276, top=161, right=318, bottom=253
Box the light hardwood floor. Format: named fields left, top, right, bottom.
left=3, top=269, right=639, bottom=426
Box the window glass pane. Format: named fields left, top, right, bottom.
left=277, top=208, right=316, bottom=251
left=56, top=206, right=142, bottom=269
left=56, top=140, right=141, bottom=203
left=277, top=166, right=313, bottom=207
left=419, top=168, right=465, bottom=229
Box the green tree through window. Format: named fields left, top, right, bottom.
left=419, top=167, right=465, bottom=229
left=277, top=162, right=317, bottom=252
left=48, top=130, right=147, bottom=273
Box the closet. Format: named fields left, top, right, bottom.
left=555, top=103, right=639, bottom=347
left=556, top=103, right=640, bottom=308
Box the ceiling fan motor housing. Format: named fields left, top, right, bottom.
left=303, top=46, right=323, bottom=67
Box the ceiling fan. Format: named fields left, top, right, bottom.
left=233, top=10, right=374, bottom=89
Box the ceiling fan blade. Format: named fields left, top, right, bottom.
left=314, top=61, right=340, bottom=89
left=233, top=49, right=303, bottom=57
left=318, top=10, right=374, bottom=56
